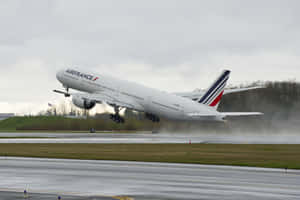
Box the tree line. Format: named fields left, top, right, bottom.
left=19, top=80, right=300, bottom=132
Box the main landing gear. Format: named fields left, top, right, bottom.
left=110, top=114, right=125, bottom=123
left=110, top=105, right=125, bottom=123
left=145, top=113, right=160, bottom=123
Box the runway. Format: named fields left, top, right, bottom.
left=0, top=132, right=300, bottom=144
left=0, top=191, right=115, bottom=200
left=0, top=157, right=299, bottom=200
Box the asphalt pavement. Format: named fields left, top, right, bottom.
left=1, top=132, right=300, bottom=144
left=0, top=157, right=299, bottom=200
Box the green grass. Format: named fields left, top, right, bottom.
left=0, top=116, right=68, bottom=131
left=0, top=116, right=154, bottom=132
left=0, top=144, right=299, bottom=169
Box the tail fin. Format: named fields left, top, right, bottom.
left=198, top=70, right=231, bottom=109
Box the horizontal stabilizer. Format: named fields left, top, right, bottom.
left=223, top=86, right=264, bottom=95
left=221, top=112, right=263, bottom=117
left=187, top=112, right=263, bottom=118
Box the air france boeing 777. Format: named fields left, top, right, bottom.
left=54, top=69, right=262, bottom=123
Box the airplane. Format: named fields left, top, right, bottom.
left=54, top=68, right=263, bottom=123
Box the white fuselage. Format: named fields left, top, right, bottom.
left=56, top=69, right=222, bottom=121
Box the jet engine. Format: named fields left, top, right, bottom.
left=72, top=96, right=96, bottom=110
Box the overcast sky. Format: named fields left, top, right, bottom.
left=1, top=0, right=300, bottom=114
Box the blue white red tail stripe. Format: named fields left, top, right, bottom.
left=198, top=70, right=230, bottom=109
left=198, top=70, right=230, bottom=103
left=203, top=76, right=229, bottom=104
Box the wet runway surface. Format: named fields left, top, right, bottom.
left=0, top=157, right=300, bottom=200
left=0, top=132, right=300, bottom=144
left=0, top=191, right=116, bottom=200
left=0, top=132, right=197, bottom=144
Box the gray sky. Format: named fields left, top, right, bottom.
left=1, top=0, right=300, bottom=114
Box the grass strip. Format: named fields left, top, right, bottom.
left=0, top=144, right=299, bottom=169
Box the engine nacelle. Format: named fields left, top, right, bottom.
left=72, top=96, right=96, bottom=110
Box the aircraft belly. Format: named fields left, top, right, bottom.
left=145, top=100, right=183, bottom=120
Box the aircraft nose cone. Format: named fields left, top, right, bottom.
left=56, top=70, right=64, bottom=82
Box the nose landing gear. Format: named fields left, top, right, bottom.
left=63, top=85, right=71, bottom=97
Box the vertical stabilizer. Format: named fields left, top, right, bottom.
left=198, top=70, right=231, bottom=109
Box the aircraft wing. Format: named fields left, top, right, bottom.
left=79, top=91, right=145, bottom=112
left=54, top=89, right=145, bottom=111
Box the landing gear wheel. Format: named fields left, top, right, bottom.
left=110, top=108, right=125, bottom=124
